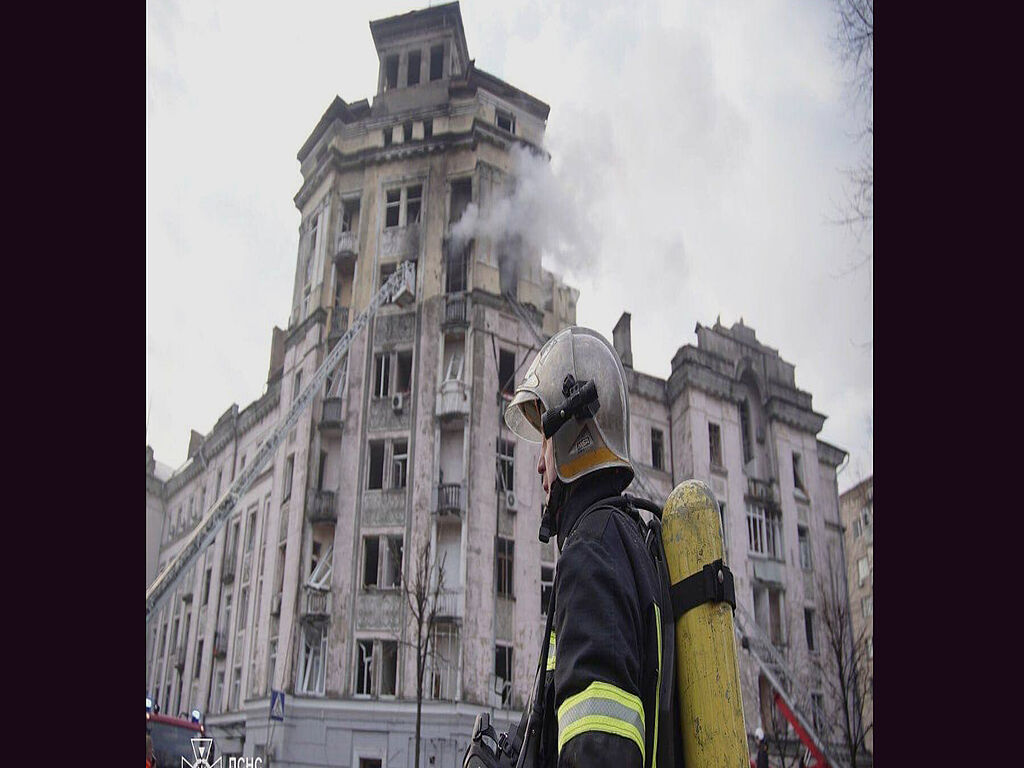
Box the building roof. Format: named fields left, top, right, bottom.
left=369, top=2, right=469, bottom=65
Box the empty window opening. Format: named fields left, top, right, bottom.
left=363, top=535, right=403, bottom=588
left=793, top=452, right=806, bottom=493
left=429, top=44, right=444, bottom=80
left=497, top=438, right=515, bottom=492
left=497, top=244, right=520, bottom=298
left=380, top=641, right=398, bottom=695
left=385, top=189, right=401, bottom=228
left=396, top=351, right=413, bottom=394
left=709, top=422, right=723, bottom=467
left=403, top=120, right=413, bottom=143
left=406, top=184, right=422, bottom=224
left=804, top=608, right=816, bottom=652
left=374, top=354, right=391, bottom=398
left=368, top=441, right=385, bottom=490
left=282, top=454, right=295, bottom=501
left=297, top=624, right=327, bottom=695
left=384, top=54, right=399, bottom=90
left=407, top=49, right=421, bottom=86
left=363, top=536, right=380, bottom=586
left=443, top=339, right=465, bottom=381
left=495, top=537, right=514, bottom=597
left=423, top=118, right=433, bottom=139
left=446, top=242, right=468, bottom=293
left=392, top=440, right=408, bottom=489
left=379, top=262, right=396, bottom=290
left=341, top=198, right=360, bottom=233
left=450, top=178, right=472, bottom=225
left=494, top=644, right=513, bottom=706
left=798, top=525, right=812, bottom=570
left=496, top=108, right=516, bottom=134
left=383, top=127, right=393, bottom=147
left=356, top=640, right=374, bottom=696
left=499, top=349, right=516, bottom=396
left=739, top=400, right=753, bottom=464
left=651, top=428, right=665, bottom=470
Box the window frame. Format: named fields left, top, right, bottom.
left=494, top=643, right=513, bottom=707
left=497, top=439, right=515, bottom=493
left=708, top=421, right=723, bottom=467
left=495, top=536, right=515, bottom=598
left=651, top=427, right=664, bottom=471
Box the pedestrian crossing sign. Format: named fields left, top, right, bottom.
left=270, top=689, right=285, bottom=721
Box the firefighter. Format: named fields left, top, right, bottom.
left=504, top=326, right=671, bottom=768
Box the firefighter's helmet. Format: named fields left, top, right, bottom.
left=504, top=326, right=633, bottom=485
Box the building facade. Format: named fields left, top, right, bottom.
left=146, top=5, right=853, bottom=766
left=839, top=475, right=873, bottom=755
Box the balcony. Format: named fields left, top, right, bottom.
left=442, top=293, right=468, bottom=327
left=434, top=588, right=464, bottom=620
left=327, top=307, right=349, bottom=346
left=380, top=223, right=420, bottom=259
left=334, top=231, right=358, bottom=267
left=746, top=477, right=780, bottom=508
left=301, top=585, right=332, bottom=621
left=221, top=549, right=237, bottom=584
left=213, top=629, right=228, bottom=658
left=173, top=644, right=186, bottom=671
left=435, top=483, right=464, bottom=519
left=306, top=489, right=337, bottom=524
left=436, top=379, right=470, bottom=419
left=319, top=397, right=344, bottom=436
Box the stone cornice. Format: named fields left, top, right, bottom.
left=816, top=439, right=848, bottom=468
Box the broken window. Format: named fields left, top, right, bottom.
left=368, top=441, right=385, bottom=490
left=391, top=440, right=408, bottom=489
left=363, top=535, right=403, bottom=588
left=798, top=526, right=812, bottom=570
left=793, top=452, right=806, bottom=493
left=429, top=44, right=444, bottom=80
left=496, top=438, right=515, bottom=492
left=363, top=536, right=380, bottom=586
left=444, top=347, right=464, bottom=381
left=495, top=537, right=514, bottom=597
left=446, top=242, right=468, bottom=293
left=282, top=454, right=295, bottom=501
left=450, top=178, right=472, bottom=224
left=307, top=544, right=333, bottom=589
left=423, top=118, right=433, bottom=139
left=341, top=198, right=360, bottom=232
left=739, top=400, right=753, bottom=464
left=297, top=624, right=327, bottom=695
left=804, top=608, right=816, bottom=652
left=499, top=349, right=516, bottom=396
left=709, top=422, right=723, bottom=467
left=746, top=502, right=782, bottom=559
left=498, top=244, right=520, bottom=298
left=383, top=127, right=393, bottom=147
left=384, top=54, right=399, bottom=90
left=494, top=644, right=513, bottom=706
left=428, top=624, right=460, bottom=700
left=374, top=354, right=391, bottom=398
left=396, top=350, right=413, bottom=393
left=407, top=49, right=421, bottom=86
left=403, top=120, right=413, bottom=142
left=495, top=108, right=516, bottom=134
left=356, top=639, right=374, bottom=695
left=384, top=535, right=403, bottom=587
left=380, top=641, right=398, bottom=696
left=406, top=184, right=422, bottom=224
left=541, top=565, right=554, bottom=615
left=385, top=189, right=401, bottom=228
left=651, top=428, right=665, bottom=470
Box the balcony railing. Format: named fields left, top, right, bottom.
left=306, top=489, right=337, bottom=524
left=435, top=483, right=464, bottom=518
left=436, top=379, right=469, bottom=419
left=442, top=293, right=468, bottom=326
left=746, top=477, right=780, bottom=507
left=334, top=230, right=358, bottom=262
left=434, top=588, right=464, bottom=619
left=319, top=397, right=344, bottom=435
left=221, top=549, right=237, bottom=583
left=302, top=586, right=332, bottom=619
left=213, top=629, right=228, bottom=658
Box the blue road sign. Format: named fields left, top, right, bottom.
left=270, top=689, right=285, bottom=721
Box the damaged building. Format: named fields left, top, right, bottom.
left=146, top=3, right=852, bottom=766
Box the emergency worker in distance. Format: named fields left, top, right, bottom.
left=504, top=326, right=670, bottom=768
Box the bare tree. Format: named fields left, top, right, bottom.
left=832, top=0, right=874, bottom=235
left=814, top=557, right=873, bottom=767
left=761, top=610, right=808, bottom=768
left=403, top=539, right=447, bottom=768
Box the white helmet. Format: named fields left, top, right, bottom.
left=504, top=326, right=633, bottom=485
left=755, top=727, right=765, bottom=742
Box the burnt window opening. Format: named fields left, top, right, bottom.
left=403, top=121, right=413, bottom=143
left=498, top=246, right=520, bottom=299
left=368, top=440, right=385, bottom=490
left=450, top=178, right=472, bottom=225
left=396, top=350, right=413, bottom=394
left=709, top=422, right=723, bottom=467
left=385, top=189, right=401, bottom=227
left=341, top=198, right=360, bottom=233
left=651, top=428, right=664, bottom=471
left=423, top=118, right=433, bottom=139
left=499, top=349, right=516, bottom=396
left=407, top=50, right=421, bottom=86
left=739, top=400, right=753, bottom=464
left=445, top=244, right=468, bottom=293
left=384, top=54, right=399, bottom=90
left=429, top=44, right=444, bottom=81
left=496, top=108, right=516, bottom=134
left=406, top=184, right=422, bottom=224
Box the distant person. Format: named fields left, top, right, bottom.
left=147, top=733, right=158, bottom=768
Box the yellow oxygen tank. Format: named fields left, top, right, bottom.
left=661, top=480, right=749, bottom=768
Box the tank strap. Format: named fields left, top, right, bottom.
left=669, top=559, right=737, bottom=617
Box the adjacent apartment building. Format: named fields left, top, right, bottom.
left=146, top=5, right=853, bottom=766
left=839, top=475, right=873, bottom=755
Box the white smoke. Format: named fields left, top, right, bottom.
left=448, top=142, right=606, bottom=278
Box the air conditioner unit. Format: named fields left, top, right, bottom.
left=505, top=490, right=517, bottom=513
left=270, top=594, right=282, bottom=616
left=391, top=392, right=404, bottom=412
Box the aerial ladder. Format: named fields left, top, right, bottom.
left=146, top=260, right=417, bottom=621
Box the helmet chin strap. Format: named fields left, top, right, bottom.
left=538, top=477, right=567, bottom=544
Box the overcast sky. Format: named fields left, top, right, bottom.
left=146, top=0, right=873, bottom=493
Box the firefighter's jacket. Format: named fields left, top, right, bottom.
left=536, top=471, right=670, bottom=768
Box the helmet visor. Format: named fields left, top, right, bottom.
left=504, top=390, right=545, bottom=442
